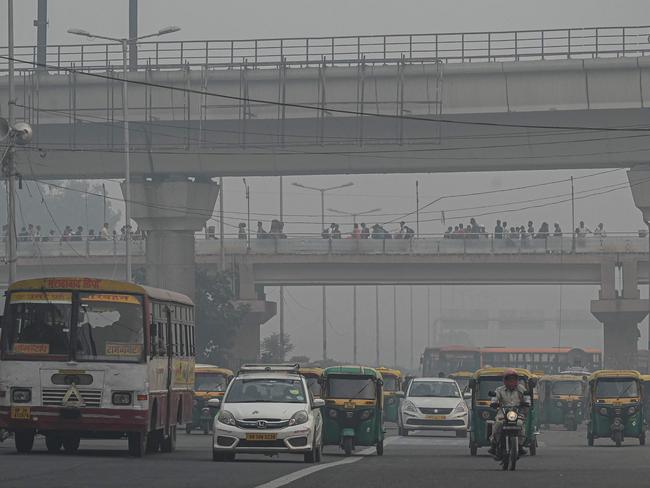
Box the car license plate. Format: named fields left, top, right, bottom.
left=246, top=433, right=277, bottom=441
left=10, top=406, right=30, bottom=420
left=426, top=415, right=446, bottom=420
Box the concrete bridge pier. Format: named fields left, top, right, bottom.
left=591, top=260, right=648, bottom=369
left=123, top=177, right=220, bottom=300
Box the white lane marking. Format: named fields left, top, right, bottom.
left=254, top=437, right=397, bottom=488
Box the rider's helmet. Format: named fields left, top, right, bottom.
left=503, top=368, right=519, bottom=390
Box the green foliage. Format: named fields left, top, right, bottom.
left=0, top=180, right=120, bottom=234
left=196, top=270, right=249, bottom=365
left=260, top=332, right=295, bottom=363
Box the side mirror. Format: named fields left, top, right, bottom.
left=207, top=398, right=221, bottom=409
left=488, top=390, right=496, bottom=397
left=464, top=391, right=472, bottom=400
left=312, top=398, right=325, bottom=409
left=468, top=378, right=476, bottom=390
left=528, top=378, right=537, bottom=389
left=395, top=391, right=405, bottom=399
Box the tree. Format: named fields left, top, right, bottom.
left=0, top=180, right=120, bottom=234
left=195, top=270, right=249, bottom=366
left=260, top=332, right=295, bottom=363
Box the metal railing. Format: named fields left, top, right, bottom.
left=6, top=233, right=648, bottom=259
left=1, top=25, right=649, bottom=74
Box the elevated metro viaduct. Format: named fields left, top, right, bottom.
left=2, top=26, right=650, bottom=366
left=2, top=236, right=649, bottom=369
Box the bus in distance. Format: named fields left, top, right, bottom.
left=0, top=277, right=195, bottom=457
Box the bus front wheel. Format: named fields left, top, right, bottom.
left=14, top=430, right=35, bottom=453
left=128, top=431, right=148, bottom=457
left=62, top=435, right=80, bottom=454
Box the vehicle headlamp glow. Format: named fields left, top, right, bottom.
left=289, top=410, right=309, bottom=426
left=11, top=388, right=31, bottom=403
left=403, top=401, right=417, bottom=413
left=112, top=391, right=132, bottom=405
left=506, top=410, right=518, bottom=422
left=599, top=407, right=608, bottom=416
left=217, top=410, right=237, bottom=426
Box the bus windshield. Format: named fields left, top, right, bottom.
left=4, top=291, right=73, bottom=357
left=195, top=373, right=229, bottom=392
left=76, top=293, right=144, bottom=363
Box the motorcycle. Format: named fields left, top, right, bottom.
left=496, top=406, right=526, bottom=471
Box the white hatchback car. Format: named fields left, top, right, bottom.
left=398, top=377, right=468, bottom=437
left=211, top=365, right=324, bottom=462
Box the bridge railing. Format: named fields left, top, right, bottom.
left=5, top=232, right=648, bottom=259
left=2, top=25, right=649, bottom=74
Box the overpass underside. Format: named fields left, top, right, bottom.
left=6, top=57, right=650, bottom=178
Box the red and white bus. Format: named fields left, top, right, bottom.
left=0, top=277, right=195, bottom=456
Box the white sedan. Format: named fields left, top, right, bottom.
left=211, top=370, right=323, bottom=463
left=398, top=377, right=468, bottom=437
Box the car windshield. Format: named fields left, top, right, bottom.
left=3, top=291, right=73, bottom=357
left=452, top=377, right=470, bottom=392
left=552, top=381, right=583, bottom=396
left=409, top=381, right=460, bottom=398
left=326, top=376, right=376, bottom=400
left=76, top=293, right=144, bottom=363
left=195, top=372, right=229, bottom=392
left=225, top=378, right=306, bottom=403
left=382, top=375, right=399, bottom=392
left=595, top=378, right=639, bottom=398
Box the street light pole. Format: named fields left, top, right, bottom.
left=7, top=0, right=16, bottom=284
left=292, top=181, right=354, bottom=361
left=393, top=286, right=398, bottom=367
left=68, top=25, right=180, bottom=282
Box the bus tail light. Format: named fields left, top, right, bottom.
left=136, top=394, right=148, bottom=402
left=112, top=392, right=133, bottom=406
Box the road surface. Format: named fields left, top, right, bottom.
left=1, top=426, right=648, bottom=488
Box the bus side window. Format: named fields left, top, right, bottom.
left=158, top=321, right=166, bottom=357
left=150, top=322, right=158, bottom=356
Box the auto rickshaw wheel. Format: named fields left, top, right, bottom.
left=528, top=438, right=537, bottom=456
left=342, top=437, right=353, bottom=456
left=185, top=424, right=192, bottom=435
left=376, top=440, right=384, bottom=456
left=469, top=441, right=478, bottom=456
left=613, top=431, right=623, bottom=447
left=587, top=433, right=594, bottom=446
left=640, top=432, right=646, bottom=445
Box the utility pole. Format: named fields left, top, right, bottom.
left=416, top=180, right=420, bottom=238
left=427, top=286, right=431, bottom=347
left=353, top=285, right=358, bottom=363
left=279, top=176, right=285, bottom=360
left=219, top=177, right=224, bottom=269
left=409, top=285, right=414, bottom=370
left=393, top=286, right=398, bottom=367
left=129, top=0, right=138, bottom=70
left=376, top=285, right=380, bottom=366
left=7, top=0, right=17, bottom=284
left=35, top=0, right=48, bottom=70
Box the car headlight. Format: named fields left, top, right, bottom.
left=506, top=410, right=518, bottom=422
left=201, top=407, right=211, bottom=416
left=289, top=410, right=309, bottom=426
left=452, top=402, right=467, bottom=415
left=112, top=391, right=132, bottom=406
left=599, top=407, right=608, bottom=416
left=12, top=388, right=31, bottom=403
left=217, top=410, right=237, bottom=426
left=481, top=410, right=491, bottom=420
left=402, top=401, right=417, bottom=413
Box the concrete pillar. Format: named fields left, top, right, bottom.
left=122, top=177, right=219, bottom=300
left=591, top=299, right=647, bottom=369
left=227, top=299, right=278, bottom=369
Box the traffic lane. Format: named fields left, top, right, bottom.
left=0, top=432, right=334, bottom=488
left=284, top=430, right=650, bottom=488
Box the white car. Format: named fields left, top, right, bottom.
left=211, top=365, right=324, bottom=462
left=398, top=377, right=468, bottom=437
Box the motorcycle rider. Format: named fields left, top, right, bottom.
left=488, top=368, right=529, bottom=459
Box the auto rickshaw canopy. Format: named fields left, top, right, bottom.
left=195, top=364, right=234, bottom=376
left=588, top=370, right=641, bottom=382
left=472, top=367, right=536, bottom=380
left=323, top=365, right=383, bottom=379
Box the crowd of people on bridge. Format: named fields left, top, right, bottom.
left=8, top=222, right=145, bottom=244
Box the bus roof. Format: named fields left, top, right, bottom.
left=425, top=345, right=480, bottom=352
left=8, top=277, right=193, bottom=306
left=480, top=347, right=601, bottom=354
left=473, top=367, right=536, bottom=379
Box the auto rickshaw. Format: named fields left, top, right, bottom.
left=186, top=365, right=233, bottom=435
left=321, top=365, right=386, bottom=456
left=468, top=367, right=538, bottom=457
left=587, top=370, right=645, bottom=446
left=376, top=367, right=403, bottom=423
left=538, top=375, right=587, bottom=431
left=299, top=367, right=324, bottom=398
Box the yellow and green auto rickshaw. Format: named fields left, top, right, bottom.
left=299, top=367, right=324, bottom=398
left=376, top=367, right=403, bottom=423
left=587, top=370, right=645, bottom=446
left=468, top=368, right=538, bottom=457
left=321, top=365, right=385, bottom=456
left=538, top=375, right=587, bottom=431
left=186, top=365, right=233, bottom=434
